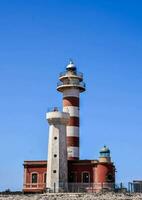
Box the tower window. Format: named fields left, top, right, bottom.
left=54, top=154, right=57, bottom=157
left=32, top=173, right=38, bottom=183
left=82, top=172, right=90, bottom=183
left=107, top=173, right=113, bottom=182
left=54, top=137, right=57, bottom=140
left=53, top=170, right=56, bottom=173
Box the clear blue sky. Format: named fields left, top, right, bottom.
left=0, top=0, right=142, bottom=191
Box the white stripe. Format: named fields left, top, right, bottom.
left=63, top=88, right=80, bottom=98
left=66, top=126, right=79, bottom=137
left=67, top=147, right=79, bottom=158
left=63, top=106, right=79, bottom=117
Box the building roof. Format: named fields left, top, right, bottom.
left=24, top=160, right=47, bottom=166
left=23, top=159, right=98, bottom=166
left=23, top=159, right=115, bottom=168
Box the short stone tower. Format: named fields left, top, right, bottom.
left=46, top=108, right=69, bottom=192
left=57, top=60, right=86, bottom=160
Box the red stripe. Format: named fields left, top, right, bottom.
left=67, top=137, right=79, bottom=147
left=68, top=157, right=79, bottom=160
left=63, top=97, right=79, bottom=107
left=68, top=117, right=79, bottom=126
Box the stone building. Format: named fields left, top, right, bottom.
left=23, top=61, right=116, bottom=193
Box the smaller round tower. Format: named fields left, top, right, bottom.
left=95, top=146, right=115, bottom=191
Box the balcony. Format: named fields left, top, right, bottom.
left=23, top=183, right=46, bottom=193
left=59, top=71, right=83, bottom=81
left=57, top=81, right=86, bottom=92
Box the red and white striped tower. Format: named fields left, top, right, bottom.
left=57, top=61, right=86, bottom=160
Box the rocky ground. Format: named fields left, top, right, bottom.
left=1, top=193, right=142, bottom=200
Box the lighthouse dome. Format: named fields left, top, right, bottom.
left=100, top=146, right=110, bottom=153
left=99, top=145, right=110, bottom=159
left=66, top=60, right=76, bottom=70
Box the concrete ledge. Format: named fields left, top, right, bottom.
left=46, top=111, right=69, bottom=125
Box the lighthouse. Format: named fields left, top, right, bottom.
left=23, top=60, right=116, bottom=194
left=57, top=61, right=86, bottom=160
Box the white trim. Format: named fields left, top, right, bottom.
left=63, top=88, right=80, bottom=98
left=63, top=106, right=79, bottom=117
left=66, top=126, right=79, bottom=137
left=81, top=171, right=90, bottom=183
left=67, top=146, right=79, bottom=158
left=43, top=172, right=47, bottom=184
left=23, top=168, right=27, bottom=186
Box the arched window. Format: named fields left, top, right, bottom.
left=82, top=172, right=90, bottom=183
left=31, top=173, right=38, bottom=183
left=69, top=172, right=77, bottom=183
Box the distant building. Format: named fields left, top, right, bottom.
left=23, top=61, right=116, bottom=193
left=132, top=180, right=142, bottom=192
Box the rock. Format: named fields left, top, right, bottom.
left=0, top=193, right=142, bottom=200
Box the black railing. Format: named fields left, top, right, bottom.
left=23, top=182, right=138, bottom=193
left=59, top=71, right=83, bottom=78
left=54, top=182, right=115, bottom=193
left=57, top=81, right=86, bottom=88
